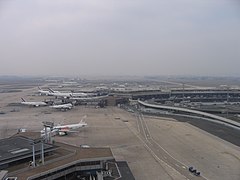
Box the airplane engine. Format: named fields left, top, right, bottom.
left=58, top=132, right=67, bottom=136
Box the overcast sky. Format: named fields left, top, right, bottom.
left=0, top=0, right=240, bottom=77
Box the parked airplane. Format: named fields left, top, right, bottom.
left=59, top=81, right=78, bottom=87
left=41, top=116, right=87, bottom=136
left=48, top=88, right=71, bottom=98
left=38, top=87, right=51, bottom=96
left=48, top=88, right=88, bottom=98
left=50, top=103, right=73, bottom=111
left=21, top=98, right=47, bottom=107
left=38, top=87, right=60, bottom=96
left=69, top=94, right=109, bottom=101
left=71, top=92, right=89, bottom=97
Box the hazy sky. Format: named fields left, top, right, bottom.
left=0, top=0, right=240, bottom=77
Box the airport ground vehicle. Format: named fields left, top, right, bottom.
left=189, top=166, right=201, bottom=176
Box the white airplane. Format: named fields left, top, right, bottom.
left=21, top=98, right=47, bottom=107
left=41, top=116, right=87, bottom=136
left=69, top=94, right=109, bottom=101
left=50, top=103, right=73, bottom=111
left=38, top=87, right=51, bottom=96
left=71, top=92, right=89, bottom=97
left=60, top=81, right=78, bottom=87
left=48, top=88, right=88, bottom=98
left=48, top=88, right=72, bottom=98
left=38, top=87, right=60, bottom=96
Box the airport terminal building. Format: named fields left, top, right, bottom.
left=0, top=133, right=134, bottom=180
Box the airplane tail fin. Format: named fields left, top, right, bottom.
left=38, top=86, right=42, bottom=90
left=80, top=115, right=87, bottom=123
left=21, top=98, right=26, bottom=102
left=48, top=88, right=54, bottom=93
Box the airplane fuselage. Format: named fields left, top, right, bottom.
left=41, top=122, right=87, bottom=136
left=50, top=103, right=73, bottom=109
left=21, top=101, right=47, bottom=107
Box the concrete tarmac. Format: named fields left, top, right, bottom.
left=0, top=86, right=239, bottom=180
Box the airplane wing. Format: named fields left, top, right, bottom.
left=63, top=130, right=79, bottom=133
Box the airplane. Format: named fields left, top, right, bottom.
left=48, top=88, right=71, bottom=98
left=48, top=88, right=60, bottom=93
left=60, top=81, right=78, bottom=87
left=41, top=116, right=87, bottom=136
left=50, top=103, right=73, bottom=111
left=71, top=92, right=89, bottom=97
left=69, top=94, right=109, bottom=101
left=38, top=87, right=60, bottom=96
left=48, top=88, right=88, bottom=98
left=38, top=87, right=51, bottom=96
left=20, top=98, right=47, bottom=107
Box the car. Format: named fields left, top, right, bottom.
left=189, top=166, right=201, bottom=176
left=192, top=169, right=197, bottom=173
left=188, top=166, right=194, bottom=172
left=194, top=171, right=201, bottom=176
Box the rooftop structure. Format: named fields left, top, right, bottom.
left=0, top=133, right=123, bottom=180
left=0, top=135, right=55, bottom=170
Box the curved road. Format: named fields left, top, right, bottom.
left=138, top=100, right=240, bottom=130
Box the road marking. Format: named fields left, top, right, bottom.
left=132, top=112, right=208, bottom=180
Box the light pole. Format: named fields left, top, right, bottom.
left=31, top=142, right=36, bottom=167
left=41, top=140, right=45, bottom=165
left=30, top=138, right=45, bottom=167
left=42, top=121, right=54, bottom=144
